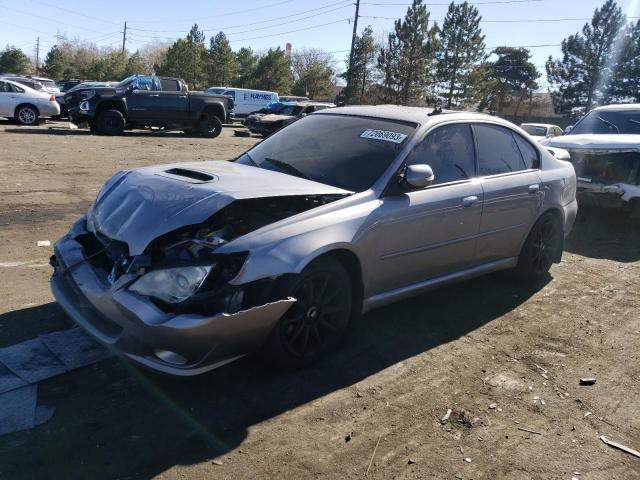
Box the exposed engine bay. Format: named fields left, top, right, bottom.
left=77, top=194, right=345, bottom=314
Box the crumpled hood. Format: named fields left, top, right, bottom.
left=258, top=114, right=295, bottom=123
left=88, top=161, right=350, bottom=255
left=542, top=134, right=640, bottom=151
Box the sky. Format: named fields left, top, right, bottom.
left=1, top=0, right=639, bottom=89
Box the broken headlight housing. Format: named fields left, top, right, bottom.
left=129, top=266, right=213, bottom=304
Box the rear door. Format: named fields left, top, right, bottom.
left=0, top=80, right=16, bottom=116
left=472, top=123, right=543, bottom=263
left=157, top=78, right=188, bottom=122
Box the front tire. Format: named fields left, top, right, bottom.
left=95, top=109, right=125, bottom=135
left=515, top=212, right=563, bottom=281
left=264, top=258, right=352, bottom=369
left=15, top=105, right=39, bottom=125
left=198, top=113, right=223, bottom=138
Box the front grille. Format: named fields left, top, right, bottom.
left=568, top=149, right=640, bottom=185
left=75, top=231, right=130, bottom=282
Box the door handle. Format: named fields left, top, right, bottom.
left=528, top=184, right=540, bottom=194
left=462, top=195, right=479, bottom=207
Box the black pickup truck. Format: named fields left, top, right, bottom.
left=65, top=75, right=234, bottom=138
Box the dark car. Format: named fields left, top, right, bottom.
left=65, top=74, right=234, bottom=138
left=244, top=102, right=335, bottom=136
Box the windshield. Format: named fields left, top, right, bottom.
left=235, top=114, right=416, bottom=192
left=207, top=88, right=225, bottom=94
left=570, top=109, right=640, bottom=135
left=521, top=125, right=548, bottom=136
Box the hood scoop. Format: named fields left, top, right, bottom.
left=159, top=168, right=218, bottom=183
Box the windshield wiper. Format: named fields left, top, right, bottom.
left=597, top=116, right=619, bottom=133
left=262, top=157, right=310, bottom=180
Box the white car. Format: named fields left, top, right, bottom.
left=520, top=123, right=564, bottom=142
left=541, top=104, right=640, bottom=215
left=0, top=78, right=60, bottom=125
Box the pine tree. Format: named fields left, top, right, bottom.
left=208, top=32, right=237, bottom=87
left=157, top=24, right=208, bottom=89
left=42, top=46, right=70, bottom=80
left=546, top=0, right=626, bottom=113
left=124, top=51, right=150, bottom=77
left=608, top=19, right=640, bottom=103
left=434, top=1, right=486, bottom=108
left=235, top=47, right=258, bottom=88
left=253, top=47, right=292, bottom=94
left=342, top=26, right=377, bottom=104
left=480, top=47, right=539, bottom=115
left=377, top=0, right=439, bottom=105
left=0, top=45, right=32, bottom=75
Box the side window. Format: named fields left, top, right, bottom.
left=513, top=133, right=540, bottom=169
left=12, top=84, right=24, bottom=93
left=473, top=124, right=527, bottom=176
left=160, top=79, right=180, bottom=91
left=222, top=90, right=235, bottom=100
left=0, top=81, right=11, bottom=93
left=135, top=76, right=155, bottom=91
left=405, top=123, right=476, bottom=185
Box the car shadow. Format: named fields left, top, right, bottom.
left=2, top=127, right=191, bottom=138
left=565, top=205, right=640, bottom=262
left=0, top=271, right=549, bottom=480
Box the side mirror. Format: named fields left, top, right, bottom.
left=564, top=125, right=573, bottom=134
left=404, top=164, right=434, bottom=189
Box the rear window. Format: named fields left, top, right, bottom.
left=521, top=124, right=547, bottom=136
left=235, top=114, right=417, bottom=192
left=570, top=109, right=640, bottom=135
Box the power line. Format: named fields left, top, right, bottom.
left=0, top=4, right=105, bottom=34
left=230, top=17, right=354, bottom=43
left=127, top=0, right=353, bottom=34
left=27, top=0, right=121, bottom=26
left=362, top=0, right=545, bottom=5
left=127, top=0, right=300, bottom=24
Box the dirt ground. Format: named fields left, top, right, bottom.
left=0, top=120, right=638, bottom=480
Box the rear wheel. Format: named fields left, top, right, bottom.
left=15, top=105, right=39, bottom=125
left=515, top=212, right=563, bottom=280
left=264, top=258, right=352, bottom=368
left=95, top=109, right=125, bottom=135
left=198, top=113, right=222, bottom=138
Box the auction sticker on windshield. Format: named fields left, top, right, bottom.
left=360, top=129, right=408, bottom=144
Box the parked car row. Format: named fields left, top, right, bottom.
left=0, top=78, right=60, bottom=124
left=244, top=101, right=336, bottom=136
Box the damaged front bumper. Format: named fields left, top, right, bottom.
left=50, top=220, right=295, bottom=376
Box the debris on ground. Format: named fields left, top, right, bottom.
left=212, top=460, right=223, bottom=466
left=365, top=434, right=382, bottom=476
left=441, top=408, right=452, bottom=423
left=517, top=426, right=543, bottom=436
left=464, top=457, right=472, bottom=463
left=407, top=458, right=416, bottom=464
left=489, top=403, right=497, bottom=410
left=234, top=130, right=251, bottom=137
left=580, top=377, right=597, bottom=385
left=345, top=432, right=353, bottom=443
left=36, top=240, right=50, bottom=247
left=600, top=435, right=640, bottom=459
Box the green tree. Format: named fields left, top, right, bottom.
left=292, top=48, right=334, bottom=99
left=235, top=47, right=258, bottom=88
left=480, top=47, right=539, bottom=115
left=124, top=51, right=150, bottom=77
left=608, top=19, right=640, bottom=103
left=341, top=26, right=377, bottom=104
left=546, top=0, right=626, bottom=113
left=157, top=24, right=208, bottom=89
left=42, top=45, right=71, bottom=80
left=253, top=47, right=292, bottom=93
left=377, top=0, right=439, bottom=105
left=81, top=50, right=127, bottom=81
left=0, top=45, right=32, bottom=74
left=208, top=32, right=237, bottom=86
left=434, top=1, right=486, bottom=108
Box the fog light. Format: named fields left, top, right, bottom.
left=154, top=349, right=187, bottom=365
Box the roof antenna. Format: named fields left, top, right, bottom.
left=428, top=105, right=443, bottom=116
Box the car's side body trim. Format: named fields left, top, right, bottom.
left=362, top=257, right=517, bottom=313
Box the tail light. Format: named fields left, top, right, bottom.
left=49, top=95, right=56, bottom=102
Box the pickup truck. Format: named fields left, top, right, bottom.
left=65, top=75, right=234, bottom=138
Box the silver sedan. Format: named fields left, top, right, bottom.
left=51, top=106, right=578, bottom=375
left=0, top=78, right=60, bottom=124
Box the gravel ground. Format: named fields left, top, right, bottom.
left=0, top=120, right=638, bottom=480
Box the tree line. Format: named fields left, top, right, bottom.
left=1, top=0, right=637, bottom=115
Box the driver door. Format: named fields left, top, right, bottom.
left=361, top=123, right=483, bottom=297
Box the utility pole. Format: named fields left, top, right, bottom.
left=35, top=37, right=40, bottom=74
left=122, top=21, right=127, bottom=54
left=346, top=0, right=360, bottom=95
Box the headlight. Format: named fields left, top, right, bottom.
left=81, top=89, right=96, bottom=100
left=129, top=266, right=213, bottom=304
